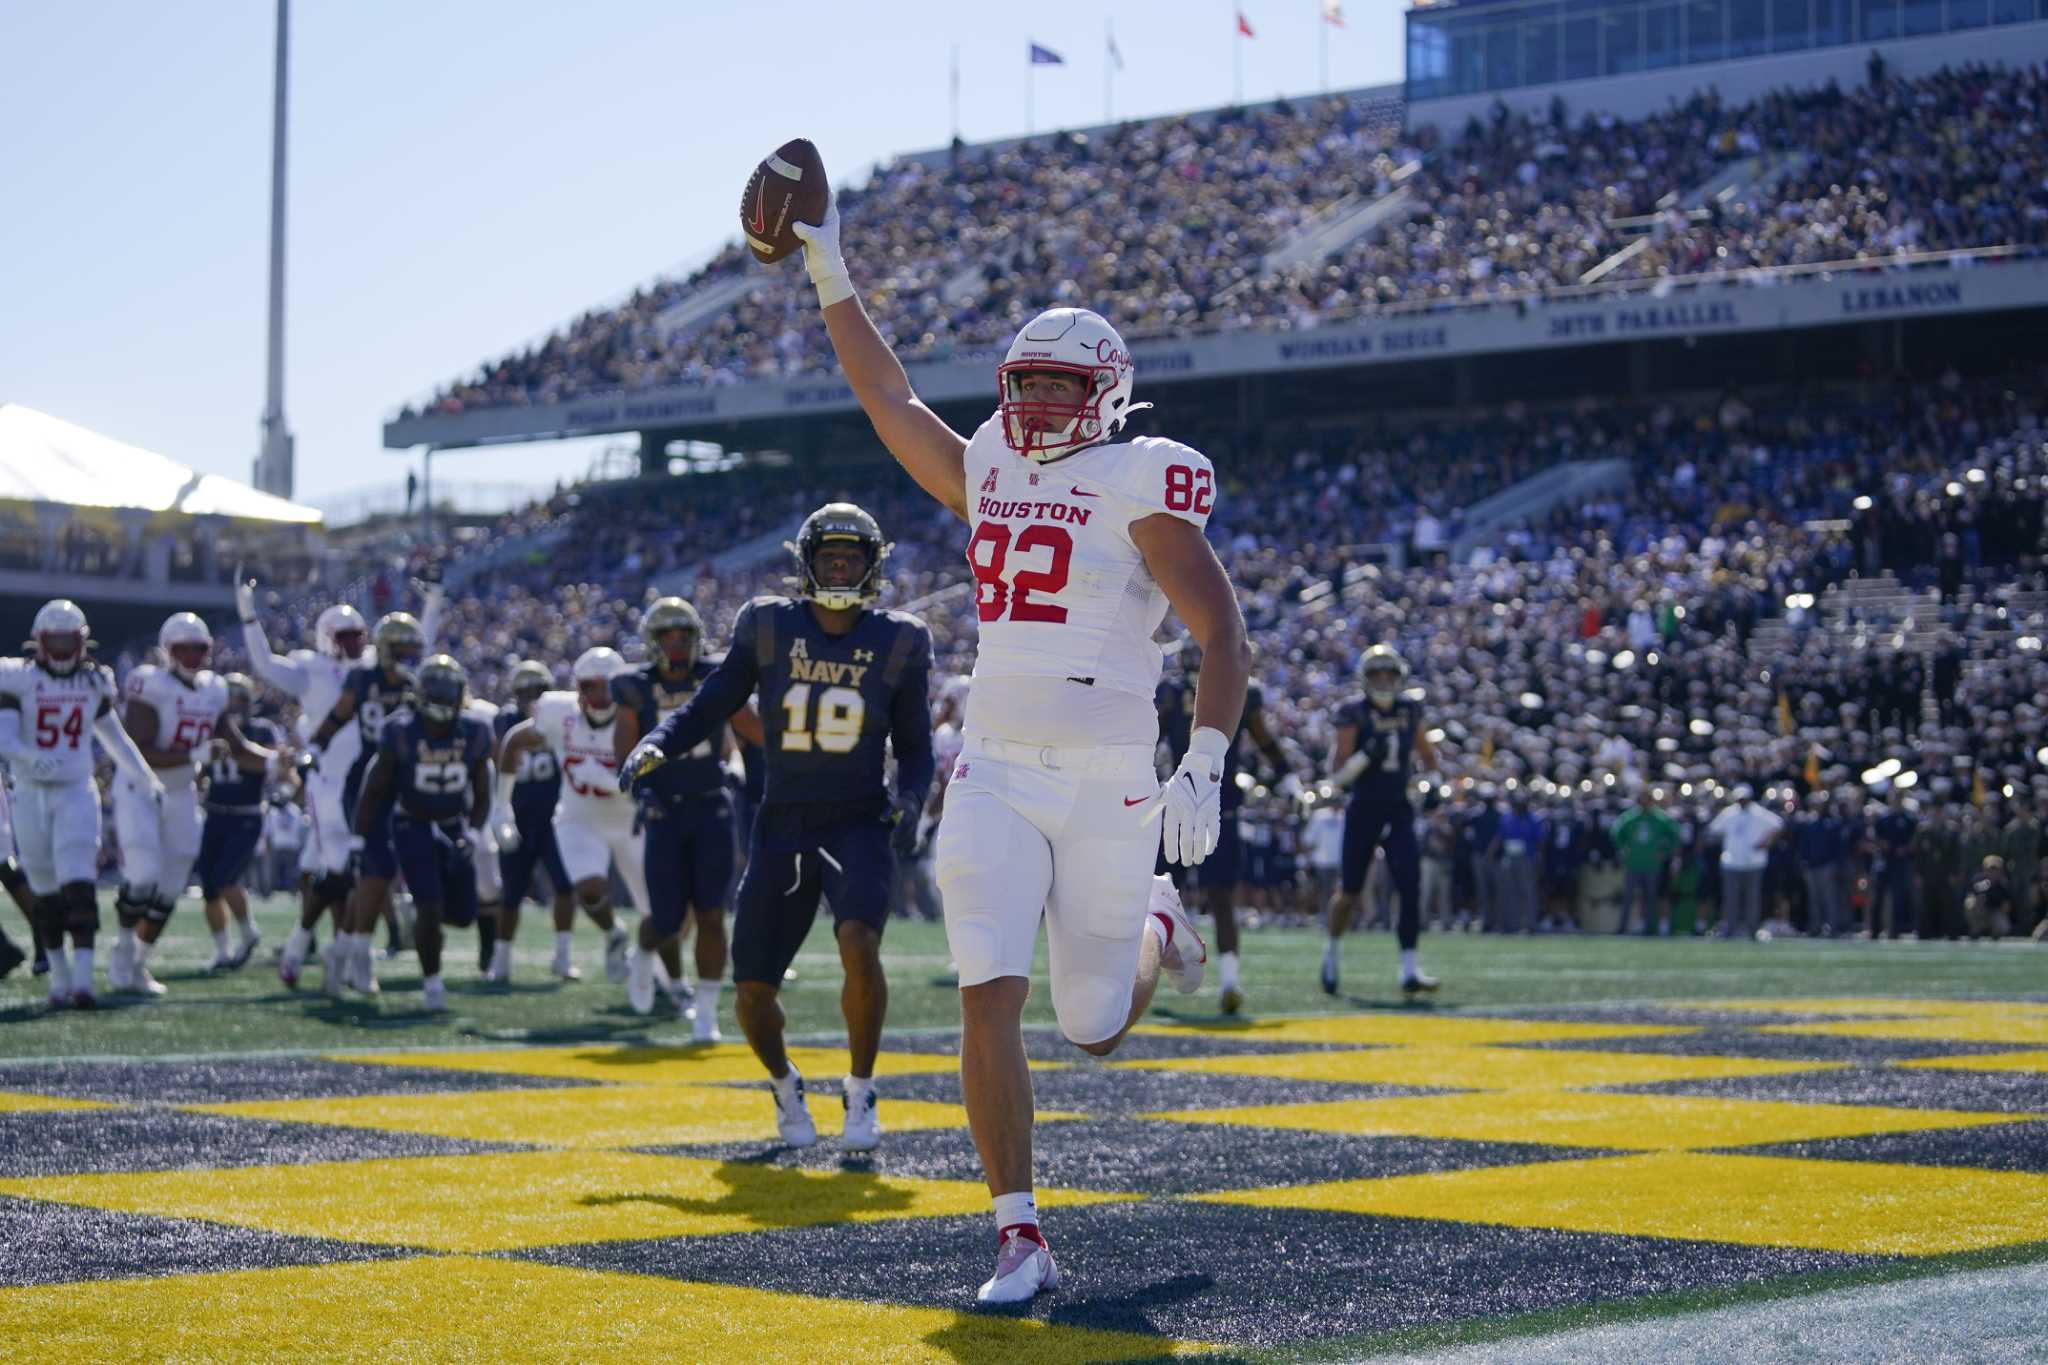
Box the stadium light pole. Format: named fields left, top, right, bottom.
left=254, top=0, right=295, bottom=500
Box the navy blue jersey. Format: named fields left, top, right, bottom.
left=647, top=597, right=935, bottom=813
left=205, top=716, right=282, bottom=812
left=612, top=659, right=729, bottom=801
left=494, top=705, right=561, bottom=817
left=1337, top=693, right=1421, bottom=803
left=377, top=713, right=492, bottom=823
left=337, top=664, right=413, bottom=754
left=1158, top=679, right=1264, bottom=812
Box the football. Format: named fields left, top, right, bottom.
left=740, top=138, right=828, bottom=265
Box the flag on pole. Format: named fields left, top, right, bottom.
left=1107, top=28, right=1124, bottom=69
left=1236, top=11, right=1256, bottom=37
left=1029, top=41, right=1065, bottom=65
left=1322, top=0, right=1346, bottom=26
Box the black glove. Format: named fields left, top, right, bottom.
left=888, top=795, right=922, bottom=859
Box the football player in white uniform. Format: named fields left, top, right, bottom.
left=0, top=601, right=164, bottom=1009
left=238, top=578, right=367, bottom=985
left=794, top=201, right=1249, bottom=1302
left=493, top=647, right=636, bottom=989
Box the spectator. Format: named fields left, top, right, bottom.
left=1708, top=784, right=1784, bottom=940
left=1612, top=788, right=1683, bottom=936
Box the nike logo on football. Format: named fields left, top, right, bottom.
left=1122, top=795, right=1150, bottom=806
left=751, top=182, right=767, bottom=235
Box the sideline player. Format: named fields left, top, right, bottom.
left=310, top=612, right=424, bottom=995
left=1320, top=645, right=1441, bottom=996
left=624, top=502, right=934, bottom=1151
left=352, top=655, right=491, bottom=1012
left=494, top=648, right=637, bottom=989
left=237, top=578, right=367, bottom=984
left=193, top=674, right=287, bottom=969
left=612, top=598, right=762, bottom=1043
left=790, top=197, right=1247, bottom=1302
left=1158, top=651, right=1297, bottom=1014
left=108, top=613, right=242, bottom=995
left=488, top=660, right=579, bottom=982
left=0, top=601, right=163, bottom=1008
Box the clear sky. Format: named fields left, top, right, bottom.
left=1, top=1, right=1404, bottom=514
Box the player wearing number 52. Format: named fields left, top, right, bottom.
left=351, top=656, right=493, bottom=1012
left=781, top=169, right=1248, bottom=1303
left=622, top=503, right=935, bottom=1153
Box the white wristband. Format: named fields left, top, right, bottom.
left=811, top=265, right=855, bottom=309
left=1187, top=726, right=1230, bottom=775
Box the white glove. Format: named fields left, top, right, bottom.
left=788, top=201, right=854, bottom=308
left=235, top=572, right=256, bottom=624
left=28, top=753, right=65, bottom=782
left=1326, top=750, right=1371, bottom=791
left=1142, top=726, right=1228, bottom=867
left=492, top=807, right=521, bottom=854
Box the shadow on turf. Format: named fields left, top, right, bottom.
left=929, top=1271, right=1225, bottom=1355
left=579, top=1159, right=919, bottom=1229
left=1147, top=993, right=1442, bottom=1025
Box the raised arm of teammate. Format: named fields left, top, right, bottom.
left=236, top=576, right=310, bottom=696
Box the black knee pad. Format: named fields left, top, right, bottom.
left=314, top=870, right=354, bottom=904
left=0, top=857, right=25, bottom=896
left=31, top=895, right=65, bottom=942
left=116, top=888, right=151, bottom=930
left=144, top=895, right=176, bottom=926
left=62, top=883, right=100, bottom=937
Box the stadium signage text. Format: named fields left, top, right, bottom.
left=385, top=259, right=2048, bottom=449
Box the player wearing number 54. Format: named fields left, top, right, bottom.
left=621, top=503, right=934, bottom=1153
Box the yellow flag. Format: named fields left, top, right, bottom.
left=1480, top=735, right=1494, bottom=768
left=1804, top=747, right=1821, bottom=789
left=1776, top=691, right=1794, bottom=737
left=1972, top=767, right=1986, bottom=807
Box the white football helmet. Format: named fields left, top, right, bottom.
left=160, top=612, right=212, bottom=680
left=31, top=599, right=88, bottom=676
left=573, top=646, right=625, bottom=722
left=997, top=308, right=1151, bottom=462
left=315, top=603, right=368, bottom=661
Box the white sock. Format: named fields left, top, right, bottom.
left=490, top=941, right=512, bottom=976
left=136, top=939, right=157, bottom=968
left=1218, top=950, right=1240, bottom=991
left=213, top=928, right=231, bottom=957
left=48, top=947, right=71, bottom=991
left=117, top=925, right=137, bottom=953
left=238, top=919, right=260, bottom=946
left=992, top=1190, right=1039, bottom=1238
left=607, top=923, right=628, bottom=946
left=73, top=946, right=94, bottom=985
left=1323, top=937, right=1339, bottom=962
left=844, top=1073, right=874, bottom=1104
left=697, top=976, right=723, bottom=1017
left=772, top=1064, right=801, bottom=1098
left=423, top=971, right=442, bottom=989
left=1400, top=948, right=1419, bottom=978
left=554, top=931, right=573, bottom=959
left=285, top=925, right=311, bottom=958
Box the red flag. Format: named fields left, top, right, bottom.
left=1236, top=11, right=1255, bottom=37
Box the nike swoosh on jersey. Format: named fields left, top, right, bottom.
left=1070, top=488, right=1100, bottom=498
left=1122, top=795, right=1150, bottom=806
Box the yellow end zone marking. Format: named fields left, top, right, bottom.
left=1115, top=1045, right=1844, bottom=1093
left=0, top=1254, right=1210, bottom=1362
left=1133, top=1015, right=1695, bottom=1048
left=0, top=1149, right=1131, bottom=1253
left=1758, top=1016, right=2048, bottom=1046
left=322, top=1043, right=981, bottom=1086
left=1897, top=1049, right=2048, bottom=1075
left=1197, top=1152, right=2048, bottom=1256
left=185, top=1085, right=1078, bottom=1150
left=0, top=1090, right=114, bottom=1116
left=1674, top=998, right=2048, bottom=1019
left=1143, top=1089, right=2032, bottom=1151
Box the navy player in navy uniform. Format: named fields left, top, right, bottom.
left=310, top=612, right=423, bottom=996
left=488, top=660, right=578, bottom=982
left=623, top=503, right=934, bottom=1151
left=353, top=655, right=492, bottom=1013
left=195, top=674, right=286, bottom=971
left=1321, top=644, right=1441, bottom=996
left=611, top=597, right=763, bottom=1042
left=1157, top=652, right=1298, bottom=1014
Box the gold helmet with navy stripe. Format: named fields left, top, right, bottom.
left=641, top=597, right=703, bottom=670
left=508, top=659, right=552, bottom=706
left=224, top=672, right=256, bottom=715
left=414, top=654, right=467, bottom=725
left=1360, top=643, right=1408, bottom=704
left=790, top=502, right=890, bottom=611
left=373, top=612, right=424, bottom=672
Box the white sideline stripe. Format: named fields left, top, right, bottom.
left=1369, top=1260, right=2048, bottom=1364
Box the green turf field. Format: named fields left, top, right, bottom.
left=1, top=899, right=2044, bottom=1362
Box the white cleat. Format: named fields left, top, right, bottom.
left=45, top=960, right=71, bottom=1010
left=134, top=966, right=167, bottom=997
left=773, top=1071, right=817, bottom=1148
left=1148, top=875, right=1206, bottom=994
left=604, top=927, right=630, bottom=984
left=351, top=942, right=380, bottom=995
left=228, top=932, right=261, bottom=970
left=279, top=943, right=305, bottom=990
left=550, top=947, right=579, bottom=982
left=840, top=1085, right=880, bottom=1152
left=693, top=1007, right=722, bottom=1045
left=107, top=937, right=135, bottom=992
left=976, top=1230, right=1059, bottom=1305
left=422, top=977, right=447, bottom=1012
left=626, top=949, right=656, bottom=1016
left=668, top=986, right=695, bottom=1023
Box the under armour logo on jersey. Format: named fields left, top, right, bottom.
left=854, top=649, right=875, bottom=663
left=979, top=468, right=1000, bottom=494
left=788, top=638, right=809, bottom=661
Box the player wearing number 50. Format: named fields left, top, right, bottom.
left=621, top=503, right=935, bottom=1154
left=0, top=600, right=163, bottom=1010
left=785, top=182, right=1248, bottom=1303
left=352, top=656, right=492, bottom=1013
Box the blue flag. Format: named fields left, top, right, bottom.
left=1029, top=42, right=1064, bottom=65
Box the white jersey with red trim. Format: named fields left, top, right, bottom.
left=286, top=650, right=362, bottom=772
left=0, top=658, right=119, bottom=785
left=124, top=664, right=230, bottom=791
left=959, top=419, right=1215, bottom=745
left=529, top=692, right=630, bottom=826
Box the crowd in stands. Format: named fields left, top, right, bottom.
left=403, top=64, right=2046, bottom=419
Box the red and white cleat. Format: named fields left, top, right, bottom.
left=976, top=1228, right=1059, bottom=1305
left=1148, top=875, right=1207, bottom=994
left=70, top=989, right=96, bottom=1010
